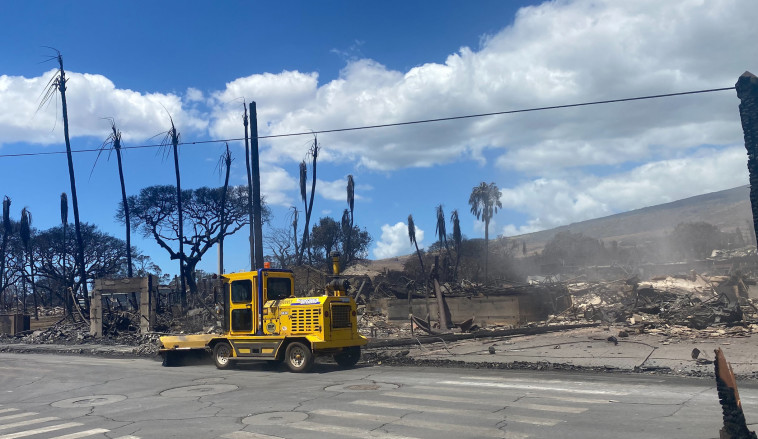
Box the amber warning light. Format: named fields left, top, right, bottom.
left=263, top=262, right=271, bottom=269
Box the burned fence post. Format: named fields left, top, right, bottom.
left=736, top=71, right=758, bottom=246
left=90, top=287, right=103, bottom=337
left=714, top=348, right=757, bottom=438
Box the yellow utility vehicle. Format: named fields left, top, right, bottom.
left=159, top=253, right=366, bottom=372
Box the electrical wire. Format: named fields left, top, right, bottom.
left=0, top=86, right=736, bottom=159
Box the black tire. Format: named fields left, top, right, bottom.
left=213, top=342, right=234, bottom=370
left=334, top=346, right=361, bottom=368
left=284, top=342, right=314, bottom=373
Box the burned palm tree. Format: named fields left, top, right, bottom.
left=290, top=206, right=299, bottom=260
left=0, top=196, right=11, bottom=309
left=344, top=175, right=355, bottom=265
left=20, top=207, right=35, bottom=318
left=159, top=117, right=186, bottom=308
left=94, top=120, right=132, bottom=277
left=297, top=137, right=319, bottom=265
left=435, top=204, right=451, bottom=260
left=408, top=214, right=429, bottom=315
left=60, top=193, right=69, bottom=313
left=40, top=49, right=88, bottom=308
left=407, top=214, right=426, bottom=279
left=450, top=209, right=462, bottom=280
left=217, top=143, right=233, bottom=276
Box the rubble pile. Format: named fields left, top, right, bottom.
left=559, top=273, right=757, bottom=330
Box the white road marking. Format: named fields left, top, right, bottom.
left=290, top=421, right=420, bottom=439
left=51, top=429, right=111, bottom=439
left=314, top=408, right=524, bottom=437
left=392, top=418, right=511, bottom=438
left=351, top=399, right=561, bottom=427
left=221, top=432, right=285, bottom=439
left=440, top=380, right=629, bottom=396
left=352, top=399, right=503, bottom=419
left=414, top=384, right=614, bottom=404
left=0, top=367, right=51, bottom=373
left=382, top=392, right=494, bottom=405
left=0, top=417, right=60, bottom=431
left=313, top=409, right=396, bottom=423
left=527, top=394, right=614, bottom=404
left=510, top=402, right=587, bottom=414
left=114, top=436, right=141, bottom=439
left=0, top=413, right=35, bottom=422
left=0, top=422, right=83, bottom=439
left=506, top=415, right=563, bottom=427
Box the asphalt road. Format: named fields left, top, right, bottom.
left=0, top=353, right=755, bottom=439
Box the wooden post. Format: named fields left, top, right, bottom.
left=140, top=276, right=155, bottom=334
left=90, top=288, right=102, bottom=337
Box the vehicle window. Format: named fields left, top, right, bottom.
left=267, top=277, right=291, bottom=301
left=231, top=279, right=252, bottom=303
left=231, top=309, right=252, bottom=332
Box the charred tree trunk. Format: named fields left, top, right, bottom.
left=169, top=125, right=186, bottom=308
left=737, top=72, right=758, bottom=248
left=114, top=133, right=132, bottom=278
left=57, top=54, right=89, bottom=310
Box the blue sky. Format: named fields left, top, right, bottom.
left=1, top=0, right=756, bottom=276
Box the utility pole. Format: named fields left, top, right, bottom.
left=250, top=102, right=265, bottom=269
left=243, top=105, right=256, bottom=271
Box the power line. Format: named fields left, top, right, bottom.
left=0, top=86, right=736, bottom=159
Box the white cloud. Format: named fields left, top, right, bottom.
left=373, top=221, right=424, bottom=259
left=205, top=0, right=755, bottom=176
left=317, top=178, right=349, bottom=202
left=185, top=87, right=205, bottom=103
left=260, top=166, right=297, bottom=207
left=0, top=69, right=207, bottom=146
left=500, top=146, right=748, bottom=236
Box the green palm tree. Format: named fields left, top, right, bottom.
left=468, top=182, right=502, bottom=282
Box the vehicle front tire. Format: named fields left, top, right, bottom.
left=213, top=342, right=234, bottom=370
left=285, top=342, right=314, bottom=373
left=334, top=346, right=361, bottom=368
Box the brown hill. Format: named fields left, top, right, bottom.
left=516, top=185, right=754, bottom=253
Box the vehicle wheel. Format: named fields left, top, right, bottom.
left=213, top=342, right=234, bottom=370
left=285, top=342, right=314, bottom=373
left=334, top=346, right=361, bottom=368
